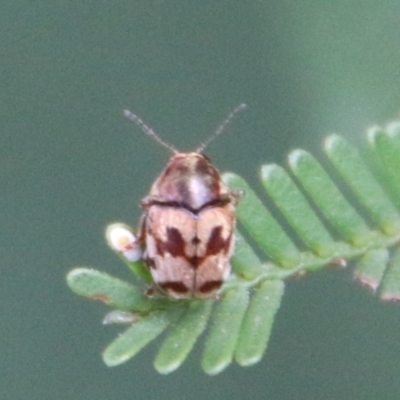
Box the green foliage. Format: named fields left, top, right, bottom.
left=67, top=119, right=400, bottom=374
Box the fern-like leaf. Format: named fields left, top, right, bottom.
left=66, top=119, right=400, bottom=374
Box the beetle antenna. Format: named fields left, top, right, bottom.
left=124, top=109, right=178, bottom=154
left=196, top=103, right=247, bottom=153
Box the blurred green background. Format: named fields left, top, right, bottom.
left=2, top=1, right=400, bottom=399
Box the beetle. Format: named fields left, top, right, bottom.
left=124, top=104, right=245, bottom=298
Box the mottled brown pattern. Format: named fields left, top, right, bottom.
left=198, top=280, right=223, bottom=294
left=194, top=157, right=220, bottom=194
left=156, top=227, right=186, bottom=257
left=176, top=179, right=192, bottom=207
left=205, top=226, right=226, bottom=255
left=159, top=281, right=190, bottom=295
left=191, top=236, right=200, bottom=245
left=148, top=153, right=229, bottom=210
left=187, top=255, right=199, bottom=268
left=139, top=152, right=238, bottom=298
left=146, top=257, right=156, bottom=269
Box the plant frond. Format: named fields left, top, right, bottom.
left=66, top=118, right=400, bottom=374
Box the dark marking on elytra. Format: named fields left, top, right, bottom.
left=199, top=280, right=223, bottom=293
left=153, top=225, right=232, bottom=270
left=192, top=236, right=201, bottom=245
left=188, top=255, right=199, bottom=269
left=142, top=196, right=231, bottom=214
left=159, top=281, right=189, bottom=294
left=200, top=196, right=232, bottom=211
left=146, top=257, right=156, bottom=269
left=156, top=227, right=186, bottom=257
left=206, top=226, right=229, bottom=255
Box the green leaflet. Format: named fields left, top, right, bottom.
left=103, top=308, right=183, bottom=367
left=325, top=134, right=400, bottom=235
left=354, top=249, right=389, bottom=292
left=154, top=300, right=213, bottom=374
left=261, top=164, right=335, bottom=257
left=223, top=173, right=300, bottom=268
left=380, top=247, right=400, bottom=301
left=66, top=268, right=154, bottom=312
left=368, top=124, right=400, bottom=208
left=289, top=149, right=375, bottom=247
left=231, top=230, right=263, bottom=280
left=235, top=279, right=284, bottom=366
left=202, top=287, right=249, bottom=375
